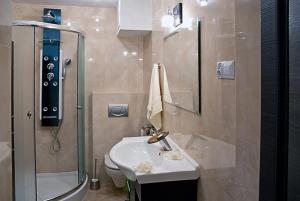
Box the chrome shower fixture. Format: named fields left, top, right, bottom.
left=42, top=10, right=56, bottom=23
left=40, top=8, right=61, bottom=127
left=62, top=58, right=71, bottom=80
left=65, top=58, right=72, bottom=65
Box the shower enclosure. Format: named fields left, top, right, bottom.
left=12, top=20, right=86, bottom=201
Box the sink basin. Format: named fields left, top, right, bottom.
left=109, top=136, right=199, bottom=184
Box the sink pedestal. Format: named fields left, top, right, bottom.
left=132, top=179, right=198, bottom=201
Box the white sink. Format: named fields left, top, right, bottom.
left=109, top=136, right=199, bottom=184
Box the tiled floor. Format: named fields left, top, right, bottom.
left=37, top=171, right=78, bottom=201
left=83, top=181, right=128, bottom=201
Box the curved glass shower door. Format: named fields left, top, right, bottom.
left=13, top=25, right=37, bottom=201
left=34, top=27, right=79, bottom=200
left=12, top=24, right=85, bottom=201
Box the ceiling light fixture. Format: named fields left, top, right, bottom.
left=198, top=0, right=208, bottom=7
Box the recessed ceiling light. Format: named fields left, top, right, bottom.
left=198, top=0, right=208, bottom=6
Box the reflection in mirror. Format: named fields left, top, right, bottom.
left=163, top=18, right=201, bottom=114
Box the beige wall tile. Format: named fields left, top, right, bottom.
left=33, top=28, right=79, bottom=173
left=92, top=92, right=146, bottom=184
left=0, top=143, right=12, bottom=201
left=143, top=0, right=261, bottom=201
left=13, top=3, right=145, bottom=177
left=0, top=30, right=11, bottom=143
left=10, top=1, right=261, bottom=201
left=0, top=0, right=12, bottom=200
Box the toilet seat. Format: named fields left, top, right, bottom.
left=104, top=154, right=119, bottom=170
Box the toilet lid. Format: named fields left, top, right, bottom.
left=104, top=154, right=119, bottom=170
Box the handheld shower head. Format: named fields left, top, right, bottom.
left=62, top=58, right=72, bottom=80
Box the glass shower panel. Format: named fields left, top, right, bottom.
left=12, top=21, right=86, bottom=201
left=77, top=35, right=86, bottom=183
left=12, top=26, right=36, bottom=201
left=77, top=35, right=85, bottom=184
left=0, top=25, right=12, bottom=201
left=34, top=27, right=79, bottom=201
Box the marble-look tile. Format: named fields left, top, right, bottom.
left=92, top=92, right=147, bottom=184
left=30, top=28, right=78, bottom=173
left=0, top=142, right=12, bottom=201
left=11, top=1, right=261, bottom=201
left=0, top=36, right=11, bottom=143
left=148, top=0, right=238, bottom=144
left=83, top=181, right=127, bottom=201
left=0, top=0, right=12, bottom=26
left=0, top=2, right=12, bottom=200
left=143, top=1, right=261, bottom=201
left=13, top=3, right=145, bottom=177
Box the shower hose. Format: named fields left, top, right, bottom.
left=49, top=123, right=62, bottom=154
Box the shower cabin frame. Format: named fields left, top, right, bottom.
left=11, top=20, right=87, bottom=201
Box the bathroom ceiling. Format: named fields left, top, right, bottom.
left=13, top=0, right=118, bottom=7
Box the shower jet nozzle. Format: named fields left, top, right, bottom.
left=64, top=58, right=72, bottom=66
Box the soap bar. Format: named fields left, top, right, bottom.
left=135, top=161, right=152, bottom=173
left=165, top=151, right=183, bottom=160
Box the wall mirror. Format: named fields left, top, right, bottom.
left=163, top=18, right=201, bottom=115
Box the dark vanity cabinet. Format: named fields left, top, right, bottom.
left=130, top=179, right=198, bottom=201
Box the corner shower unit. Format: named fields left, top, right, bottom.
left=12, top=19, right=86, bottom=201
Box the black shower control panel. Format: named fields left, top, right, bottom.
left=41, top=8, right=62, bottom=127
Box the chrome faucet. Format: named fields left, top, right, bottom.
left=147, top=129, right=172, bottom=151
left=141, top=124, right=156, bottom=136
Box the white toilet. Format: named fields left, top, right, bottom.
left=104, top=154, right=126, bottom=188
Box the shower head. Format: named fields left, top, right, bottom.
left=42, top=10, right=55, bottom=23
left=65, top=58, right=72, bottom=66
left=62, top=58, right=72, bottom=80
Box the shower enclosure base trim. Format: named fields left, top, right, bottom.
left=37, top=171, right=77, bottom=200
left=57, top=175, right=88, bottom=201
